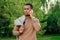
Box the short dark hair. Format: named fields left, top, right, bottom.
left=24, top=3, right=33, bottom=9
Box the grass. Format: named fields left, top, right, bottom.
left=0, top=34, right=60, bottom=40
left=37, top=34, right=60, bottom=40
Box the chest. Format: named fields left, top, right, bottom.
left=24, top=19, right=33, bottom=29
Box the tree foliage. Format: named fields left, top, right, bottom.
left=0, top=0, right=60, bottom=37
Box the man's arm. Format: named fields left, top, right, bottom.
left=13, top=25, right=20, bottom=36
left=32, top=18, right=41, bottom=31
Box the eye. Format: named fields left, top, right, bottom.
left=26, top=8, right=29, bottom=10
left=24, top=8, right=29, bottom=10
left=24, top=8, right=26, bottom=10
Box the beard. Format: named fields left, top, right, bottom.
left=25, top=14, right=30, bottom=16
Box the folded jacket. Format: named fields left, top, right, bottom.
left=14, top=15, right=25, bottom=25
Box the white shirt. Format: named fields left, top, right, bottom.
left=14, top=15, right=25, bottom=25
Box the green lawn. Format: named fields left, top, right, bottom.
left=37, top=34, right=60, bottom=40
left=0, top=34, right=60, bottom=40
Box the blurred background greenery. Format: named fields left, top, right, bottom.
left=0, top=0, right=60, bottom=40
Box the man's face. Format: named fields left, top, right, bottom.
left=24, top=5, right=31, bottom=15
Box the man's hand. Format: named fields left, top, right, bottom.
left=19, top=26, right=24, bottom=33
left=29, top=10, right=34, bottom=19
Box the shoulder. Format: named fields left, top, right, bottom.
left=33, top=17, right=39, bottom=21
left=14, top=15, right=25, bottom=21
left=14, top=15, right=25, bottom=25
left=32, top=17, right=39, bottom=22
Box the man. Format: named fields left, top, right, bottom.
left=13, top=4, right=41, bottom=40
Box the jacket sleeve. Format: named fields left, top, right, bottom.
left=32, top=18, right=41, bottom=31
left=13, top=25, right=20, bottom=36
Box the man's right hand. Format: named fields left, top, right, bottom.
left=19, top=26, right=24, bottom=33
